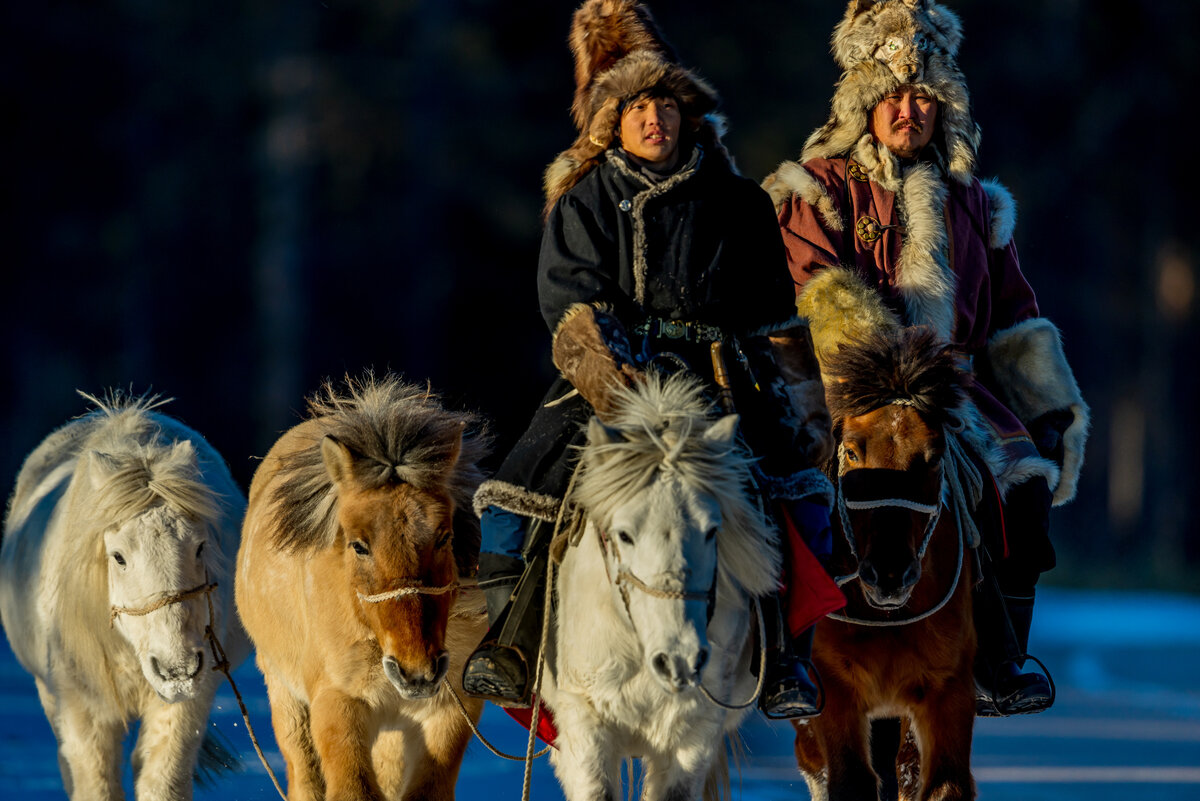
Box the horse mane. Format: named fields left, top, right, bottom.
left=823, top=327, right=967, bottom=430
left=573, top=373, right=780, bottom=597
left=267, top=374, right=489, bottom=572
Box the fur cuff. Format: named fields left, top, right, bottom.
left=473, top=480, right=561, bottom=522
left=795, top=267, right=901, bottom=374
left=986, top=318, right=1089, bottom=505
left=755, top=467, right=835, bottom=505
left=980, top=178, right=1017, bottom=249
left=761, top=160, right=843, bottom=230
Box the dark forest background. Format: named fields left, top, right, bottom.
left=2, top=1, right=1195, bottom=591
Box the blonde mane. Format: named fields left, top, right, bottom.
left=573, top=373, right=780, bottom=597
left=267, top=374, right=489, bottom=569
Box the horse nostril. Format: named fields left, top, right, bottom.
left=902, top=562, right=921, bottom=589
left=694, top=648, right=709, bottom=674
left=433, top=651, right=450, bottom=684
left=860, top=561, right=879, bottom=586
left=189, top=650, right=204, bottom=679
left=652, top=652, right=670, bottom=679
left=383, top=655, right=407, bottom=686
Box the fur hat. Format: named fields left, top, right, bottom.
left=542, top=0, right=731, bottom=217
left=803, top=0, right=980, bottom=185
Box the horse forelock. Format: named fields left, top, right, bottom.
left=825, top=328, right=966, bottom=429
left=268, top=374, right=489, bottom=561
left=575, top=374, right=780, bottom=596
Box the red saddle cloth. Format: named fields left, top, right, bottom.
left=781, top=509, right=846, bottom=636
left=504, top=704, right=558, bottom=748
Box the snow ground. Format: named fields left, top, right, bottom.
left=2, top=586, right=1198, bottom=799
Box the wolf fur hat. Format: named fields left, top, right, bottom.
left=804, top=0, right=980, bottom=185
left=542, top=0, right=732, bottom=217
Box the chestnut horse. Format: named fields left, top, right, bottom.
left=236, top=375, right=490, bottom=801
left=794, top=328, right=982, bottom=801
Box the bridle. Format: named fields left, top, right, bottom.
left=110, top=579, right=218, bottom=626
left=596, top=525, right=714, bottom=628
left=357, top=582, right=459, bottom=603
left=829, top=440, right=966, bottom=628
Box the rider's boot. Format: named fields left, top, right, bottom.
left=973, top=571, right=1053, bottom=716
left=758, top=593, right=822, bottom=719
left=462, top=521, right=550, bottom=708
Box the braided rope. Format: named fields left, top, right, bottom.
left=110, top=581, right=216, bottom=626
left=614, top=567, right=709, bottom=602
left=357, top=582, right=459, bottom=603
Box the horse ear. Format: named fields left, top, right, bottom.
left=321, top=435, right=356, bottom=486
left=86, top=450, right=121, bottom=489
left=170, top=439, right=197, bottom=467
left=848, top=0, right=878, bottom=19
left=703, top=414, right=740, bottom=448
left=586, top=416, right=622, bottom=447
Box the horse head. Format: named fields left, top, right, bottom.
left=322, top=433, right=461, bottom=700
left=825, top=327, right=966, bottom=610
left=93, top=441, right=221, bottom=703
left=574, top=374, right=778, bottom=695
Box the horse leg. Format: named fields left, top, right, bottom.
left=793, top=720, right=829, bottom=801
left=263, top=672, right=324, bottom=801
left=38, top=679, right=125, bottom=801
left=130, top=693, right=212, bottom=801
left=310, top=687, right=384, bottom=801
left=391, top=705, right=475, bottom=801
left=549, top=700, right=622, bottom=801
left=639, top=723, right=722, bottom=801
left=908, top=688, right=976, bottom=801
left=815, top=687, right=877, bottom=801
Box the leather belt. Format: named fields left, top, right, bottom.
left=633, top=317, right=725, bottom=343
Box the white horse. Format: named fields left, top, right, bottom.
left=542, top=373, right=781, bottom=801
left=0, top=392, right=249, bottom=801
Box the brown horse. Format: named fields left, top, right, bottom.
left=236, top=375, right=490, bottom=801
left=794, top=327, right=981, bottom=801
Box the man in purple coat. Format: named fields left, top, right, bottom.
left=762, top=0, right=1090, bottom=716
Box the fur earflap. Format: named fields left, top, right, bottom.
left=474, top=479, right=561, bottom=522
left=803, top=0, right=981, bottom=185
left=794, top=267, right=902, bottom=374
left=542, top=0, right=728, bottom=217
left=985, top=318, right=1090, bottom=505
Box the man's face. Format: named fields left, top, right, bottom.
left=619, top=94, right=682, bottom=169
left=869, top=85, right=938, bottom=159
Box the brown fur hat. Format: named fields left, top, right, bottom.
left=543, top=0, right=730, bottom=218
left=803, top=0, right=980, bottom=185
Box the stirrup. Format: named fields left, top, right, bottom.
left=975, top=652, right=1055, bottom=717
left=462, top=642, right=533, bottom=709
left=759, top=656, right=825, bottom=720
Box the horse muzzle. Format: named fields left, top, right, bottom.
left=143, top=649, right=206, bottom=702
left=383, top=651, right=450, bottom=699
left=858, top=558, right=920, bottom=610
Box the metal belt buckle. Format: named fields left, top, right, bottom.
left=661, top=320, right=686, bottom=339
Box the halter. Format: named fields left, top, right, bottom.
left=109, top=579, right=217, bottom=626
left=596, top=525, right=715, bottom=630
left=357, top=582, right=459, bottom=603
left=830, top=441, right=966, bottom=627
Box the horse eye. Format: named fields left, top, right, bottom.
left=195, top=542, right=205, bottom=559
left=845, top=448, right=860, bottom=463
left=617, top=531, right=635, bottom=546
left=704, top=526, right=718, bottom=542
left=112, top=552, right=126, bottom=567
left=436, top=529, right=453, bottom=549
left=350, top=540, right=370, bottom=556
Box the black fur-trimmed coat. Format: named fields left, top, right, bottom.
left=476, top=145, right=831, bottom=522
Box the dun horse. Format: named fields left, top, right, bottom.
left=236, top=374, right=489, bottom=801
left=0, top=392, right=249, bottom=801
left=793, top=328, right=980, bottom=801
left=543, top=373, right=781, bottom=801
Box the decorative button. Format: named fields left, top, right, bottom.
left=856, top=215, right=883, bottom=244
left=619, top=199, right=632, bottom=212
left=847, top=160, right=869, bottom=182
